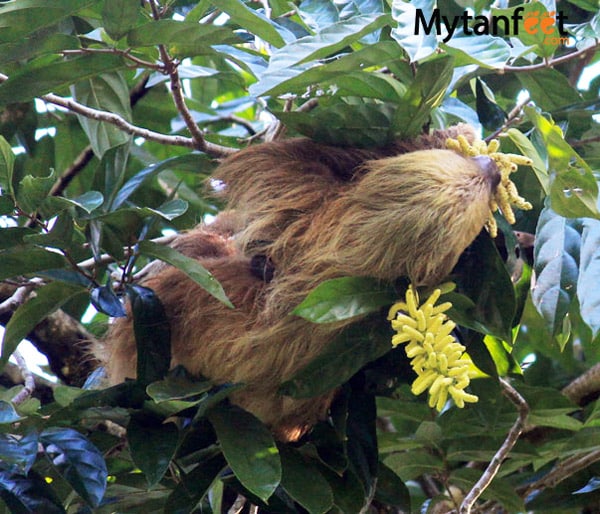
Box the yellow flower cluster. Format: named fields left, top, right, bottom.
left=446, top=135, right=533, bottom=237
left=388, top=286, right=478, bottom=411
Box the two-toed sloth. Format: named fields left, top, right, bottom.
left=95, top=124, right=501, bottom=441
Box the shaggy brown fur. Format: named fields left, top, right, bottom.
left=96, top=124, right=500, bottom=441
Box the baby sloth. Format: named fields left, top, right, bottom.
left=97, top=125, right=501, bottom=441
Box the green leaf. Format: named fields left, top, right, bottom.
left=113, top=153, right=213, bottom=210
left=0, top=401, right=22, bottom=424
left=276, top=100, right=396, bottom=147
left=391, top=0, right=438, bottom=62
left=40, top=427, right=108, bottom=508
left=526, top=106, right=599, bottom=219
left=0, top=30, right=78, bottom=67
left=444, top=33, right=511, bottom=68
left=72, top=72, right=132, bottom=158
left=208, top=403, right=281, bottom=501
left=0, top=0, right=94, bottom=43
left=0, top=432, right=38, bottom=475
left=293, top=277, right=396, bottom=323
left=127, top=20, right=239, bottom=56
left=384, top=448, right=444, bottom=481
left=0, top=135, right=15, bottom=197
left=127, top=285, right=171, bottom=386
left=127, top=413, right=178, bottom=488
left=578, top=218, right=600, bottom=339
left=146, top=375, right=213, bottom=403
left=450, top=232, right=516, bottom=342
left=23, top=213, right=74, bottom=250
left=102, top=0, right=141, bottom=40
left=374, top=462, right=411, bottom=511
left=279, top=319, right=393, bottom=398
left=505, top=128, right=549, bottom=194
left=16, top=169, right=55, bottom=213
left=0, top=470, right=66, bottom=514
left=0, top=281, right=85, bottom=369
left=532, top=205, right=581, bottom=337
left=0, top=54, right=127, bottom=105
left=518, top=68, right=582, bottom=111
left=44, top=191, right=104, bottom=215
left=216, top=0, right=286, bottom=48
left=279, top=446, right=334, bottom=514
left=138, top=240, right=233, bottom=308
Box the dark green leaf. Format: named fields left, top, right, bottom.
left=444, top=34, right=511, bottom=68
left=0, top=469, right=65, bottom=514
left=0, top=432, right=38, bottom=475
left=127, top=20, right=239, bottom=55
left=384, top=448, right=444, bottom=481
left=0, top=0, right=94, bottom=42
left=293, top=277, right=396, bottom=323
left=518, top=68, right=583, bottom=111
left=0, top=30, right=78, bottom=67
left=532, top=206, right=581, bottom=337
left=0, top=228, right=35, bottom=250
left=0, top=247, right=68, bottom=281
left=374, top=462, right=411, bottom=511
left=451, top=232, right=516, bottom=341
left=138, top=240, right=233, bottom=308
left=0, top=281, right=86, bottom=369
left=127, top=285, right=171, bottom=385
left=279, top=446, right=334, bottom=514
left=127, top=413, right=178, bottom=488
left=321, top=466, right=367, bottom=513
left=0, top=54, right=127, bottom=105
left=72, top=72, right=132, bottom=158
left=146, top=375, right=213, bottom=403
left=90, top=285, right=126, bottom=317
left=16, top=170, right=55, bottom=214
left=578, top=218, right=600, bottom=339
left=475, top=78, right=506, bottom=131
left=40, top=427, right=107, bottom=508
left=279, top=319, right=393, bottom=398
left=217, top=0, right=286, bottom=47
left=164, top=453, right=226, bottom=513
left=208, top=403, right=281, bottom=501
left=23, top=213, right=74, bottom=250
left=505, top=128, right=549, bottom=194
left=44, top=191, right=104, bottom=215
left=102, top=0, right=141, bottom=40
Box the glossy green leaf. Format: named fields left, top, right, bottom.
left=138, top=240, right=233, bottom=308
left=128, top=413, right=179, bottom=488
left=208, top=403, right=281, bottom=501
left=23, top=213, right=74, bottom=249
left=216, top=0, right=286, bottom=47
left=44, top=191, right=104, bottom=215
left=384, top=448, right=444, bottom=481
left=0, top=470, right=66, bottom=514
left=72, top=72, right=132, bottom=158
left=280, top=446, right=334, bottom=514
left=0, top=401, right=22, bottom=424
left=391, top=0, right=438, bottom=62
left=0, top=135, right=15, bottom=197
left=578, top=218, right=600, bottom=339
left=293, top=277, right=397, bottom=323
left=127, top=285, right=171, bottom=386
left=0, top=54, right=127, bottom=105
left=532, top=206, right=581, bottom=336
left=40, top=428, right=107, bottom=508
left=475, top=78, right=507, bottom=131
left=0, top=281, right=85, bottom=369
left=146, top=375, right=213, bottom=403
left=102, top=0, right=141, bottom=40
left=279, top=320, right=393, bottom=398
left=505, top=128, right=549, bottom=194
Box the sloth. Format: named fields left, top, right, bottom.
left=95, top=124, right=501, bottom=441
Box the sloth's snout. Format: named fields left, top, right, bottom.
left=472, top=155, right=501, bottom=190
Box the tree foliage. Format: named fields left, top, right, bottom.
left=0, top=0, right=599, bottom=512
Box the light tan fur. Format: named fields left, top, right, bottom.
left=96, top=125, right=498, bottom=441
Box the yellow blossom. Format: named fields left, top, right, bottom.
left=446, top=135, right=533, bottom=237
left=388, top=285, right=478, bottom=411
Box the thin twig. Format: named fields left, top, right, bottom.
left=49, top=145, right=94, bottom=197
left=503, top=42, right=600, bottom=73
left=10, top=350, right=36, bottom=405
left=460, top=378, right=529, bottom=514
left=0, top=278, right=43, bottom=316
left=61, top=47, right=164, bottom=71
left=227, top=494, right=246, bottom=514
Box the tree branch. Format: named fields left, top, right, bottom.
left=503, top=42, right=600, bottom=73
left=460, top=378, right=529, bottom=514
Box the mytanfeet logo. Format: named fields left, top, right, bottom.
left=415, top=6, right=569, bottom=45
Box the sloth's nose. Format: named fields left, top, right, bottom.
left=472, top=155, right=501, bottom=189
